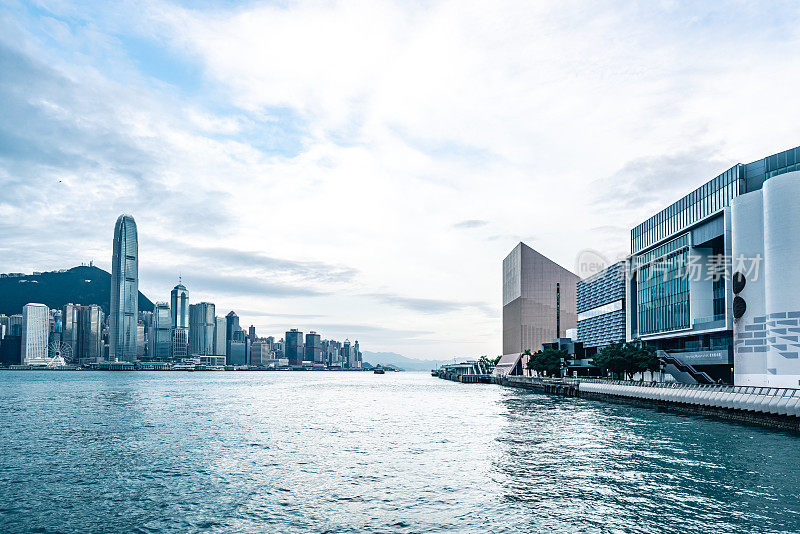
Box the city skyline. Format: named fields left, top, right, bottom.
left=3, top=2, right=800, bottom=358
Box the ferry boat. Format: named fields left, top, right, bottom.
left=373, top=366, right=385, bottom=374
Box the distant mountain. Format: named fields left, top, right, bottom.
left=0, top=266, right=153, bottom=316
left=362, top=351, right=445, bottom=371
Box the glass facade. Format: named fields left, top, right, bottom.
left=631, top=145, right=800, bottom=255
left=637, top=236, right=690, bottom=336
left=631, top=167, right=741, bottom=254
left=762, top=146, right=800, bottom=179
left=110, top=214, right=138, bottom=362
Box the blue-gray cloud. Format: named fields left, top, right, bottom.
left=366, top=292, right=494, bottom=316
left=147, top=238, right=358, bottom=284
left=453, top=219, right=488, bottom=229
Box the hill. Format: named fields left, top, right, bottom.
left=0, top=266, right=153, bottom=316
left=362, top=351, right=445, bottom=371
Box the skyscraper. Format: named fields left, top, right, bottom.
left=21, top=303, right=49, bottom=365
left=225, top=311, right=240, bottom=361
left=77, top=305, right=104, bottom=365
left=150, top=302, right=172, bottom=360
left=285, top=329, right=304, bottom=366
left=0, top=314, right=9, bottom=340
left=304, top=331, right=321, bottom=363
left=62, top=304, right=79, bottom=358
left=10, top=314, right=22, bottom=337
left=170, top=283, right=189, bottom=360
left=213, top=316, right=226, bottom=356
left=189, top=302, right=215, bottom=356
left=109, top=214, right=139, bottom=361
left=170, top=283, right=189, bottom=330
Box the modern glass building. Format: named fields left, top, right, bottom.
left=109, top=214, right=138, bottom=362
left=189, top=302, right=215, bottom=356
left=77, top=304, right=103, bottom=365
left=213, top=316, right=226, bottom=357
left=627, top=145, right=800, bottom=384
left=148, top=302, right=171, bottom=360
left=304, top=331, right=321, bottom=363
left=170, top=283, right=189, bottom=330
left=285, top=329, right=304, bottom=366
left=170, top=283, right=189, bottom=360
left=62, top=303, right=79, bottom=358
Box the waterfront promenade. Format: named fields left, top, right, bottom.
left=497, top=376, right=800, bottom=432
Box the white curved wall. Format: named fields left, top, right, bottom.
left=731, top=189, right=765, bottom=385
left=763, top=171, right=800, bottom=387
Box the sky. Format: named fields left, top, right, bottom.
left=2, top=0, right=800, bottom=360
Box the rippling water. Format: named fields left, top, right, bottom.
left=1, top=371, right=799, bottom=533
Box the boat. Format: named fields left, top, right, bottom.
left=373, top=366, right=385, bottom=374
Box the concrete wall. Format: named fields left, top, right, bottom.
left=733, top=171, right=800, bottom=387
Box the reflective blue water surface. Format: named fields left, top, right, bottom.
left=1, top=371, right=799, bottom=533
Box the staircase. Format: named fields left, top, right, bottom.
left=657, top=350, right=715, bottom=384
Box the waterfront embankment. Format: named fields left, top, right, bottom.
left=497, top=376, right=800, bottom=432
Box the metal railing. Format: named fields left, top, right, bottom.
left=579, top=378, right=800, bottom=396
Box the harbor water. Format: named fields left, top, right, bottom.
left=1, top=371, right=799, bottom=533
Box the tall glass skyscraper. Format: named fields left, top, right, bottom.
left=150, top=302, right=172, bottom=360
left=170, top=283, right=189, bottom=360
left=109, top=214, right=138, bottom=362
left=189, top=302, right=215, bottom=356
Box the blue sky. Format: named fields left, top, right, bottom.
left=2, top=0, right=800, bottom=359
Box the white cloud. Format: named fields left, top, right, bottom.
left=2, top=0, right=800, bottom=358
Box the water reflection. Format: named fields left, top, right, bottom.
left=0, top=372, right=798, bottom=533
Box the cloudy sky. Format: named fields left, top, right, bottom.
left=2, top=1, right=800, bottom=359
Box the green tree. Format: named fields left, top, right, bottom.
left=593, top=342, right=627, bottom=379
left=593, top=342, right=660, bottom=380
left=625, top=343, right=660, bottom=379
left=527, top=348, right=568, bottom=377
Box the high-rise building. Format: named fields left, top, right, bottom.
left=109, top=214, right=139, bottom=361
left=49, top=309, right=62, bottom=345
left=213, top=316, right=226, bottom=356
left=304, top=331, right=321, bottom=363
left=150, top=302, right=172, bottom=360
left=0, top=314, right=9, bottom=340
left=323, top=339, right=341, bottom=366
left=353, top=340, right=362, bottom=368
left=10, top=314, right=22, bottom=337
left=189, top=302, right=215, bottom=356
left=77, top=305, right=104, bottom=365
left=251, top=340, right=270, bottom=366
left=285, top=329, right=304, bottom=366
left=62, top=304, right=79, bottom=358
left=170, top=283, right=189, bottom=330
left=170, top=283, right=189, bottom=360
left=225, top=311, right=240, bottom=361
left=21, top=303, right=49, bottom=365
left=136, top=322, right=145, bottom=357
left=495, top=242, right=579, bottom=376
left=172, top=328, right=189, bottom=360
left=340, top=339, right=354, bottom=368
left=249, top=325, right=256, bottom=342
